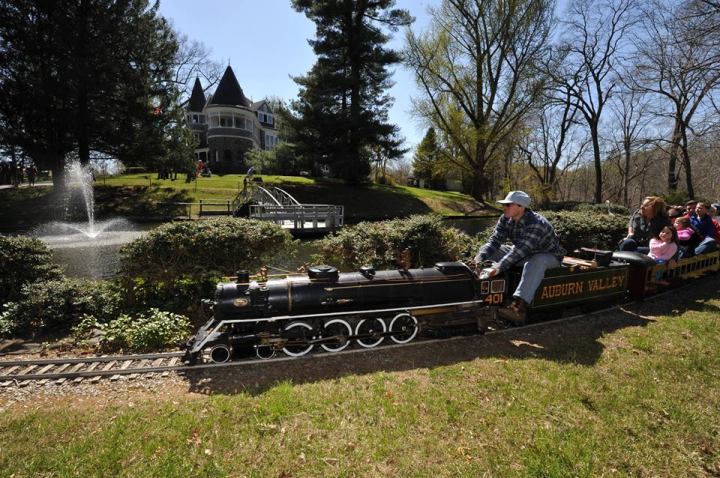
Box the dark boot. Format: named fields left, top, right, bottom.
left=497, top=297, right=528, bottom=325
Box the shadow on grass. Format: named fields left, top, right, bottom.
left=184, top=279, right=720, bottom=396
left=183, top=307, right=656, bottom=396
left=0, top=186, right=63, bottom=233
left=94, top=185, right=193, bottom=220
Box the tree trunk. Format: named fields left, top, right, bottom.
left=590, top=122, right=602, bottom=203
left=680, top=126, right=694, bottom=198
left=50, top=154, right=66, bottom=189
left=667, top=119, right=682, bottom=192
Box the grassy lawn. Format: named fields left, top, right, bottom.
left=1, top=283, right=719, bottom=476
left=0, top=174, right=487, bottom=229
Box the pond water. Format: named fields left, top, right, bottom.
left=442, top=216, right=497, bottom=236
left=33, top=219, right=155, bottom=279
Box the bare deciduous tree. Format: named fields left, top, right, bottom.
left=405, top=0, right=554, bottom=201
left=631, top=0, right=720, bottom=197
left=549, top=0, right=637, bottom=203
left=519, top=83, right=589, bottom=206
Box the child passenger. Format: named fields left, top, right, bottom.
left=648, top=225, right=678, bottom=285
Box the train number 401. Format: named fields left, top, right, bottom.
left=484, top=293, right=503, bottom=304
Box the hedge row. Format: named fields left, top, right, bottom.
left=0, top=236, right=63, bottom=305
left=313, top=214, right=480, bottom=270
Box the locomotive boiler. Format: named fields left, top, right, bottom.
left=185, top=262, right=507, bottom=363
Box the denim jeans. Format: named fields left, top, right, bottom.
left=484, top=245, right=561, bottom=304
left=618, top=238, right=650, bottom=254
left=695, top=237, right=717, bottom=255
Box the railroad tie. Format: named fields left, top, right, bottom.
left=129, top=359, right=150, bottom=380
left=74, top=361, right=101, bottom=384
left=36, top=364, right=56, bottom=385
left=110, top=360, right=132, bottom=381
left=146, top=358, right=165, bottom=379
left=53, top=363, right=73, bottom=385
left=92, top=361, right=116, bottom=383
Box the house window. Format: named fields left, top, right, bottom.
left=192, top=132, right=201, bottom=144
left=264, top=133, right=278, bottom=149
left=258, top=111, right=274, bottom=125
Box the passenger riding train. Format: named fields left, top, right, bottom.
left=183, top=250, right=720, bottom=364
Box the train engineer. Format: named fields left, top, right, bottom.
left=474, top=190, right=565, bottom=324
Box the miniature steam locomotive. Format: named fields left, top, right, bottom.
left=184, top=250, right=720, bottom=364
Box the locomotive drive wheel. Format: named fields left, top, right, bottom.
left=321, top=319, right=353, bottom=352
left=389, top=313, right=418, bottom=344
left=355, top=318, right=386, bottom=348
left=282, top=321, right=315, bottom=357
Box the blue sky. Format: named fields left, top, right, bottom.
left=158, top=0, right=434, bottom=156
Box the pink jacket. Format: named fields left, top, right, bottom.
left=649, top=238, right=678, bottom=261
left=676, top=227, right=693, bottom=241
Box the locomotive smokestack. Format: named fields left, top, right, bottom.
left=236, top=270, right=250, bottom=286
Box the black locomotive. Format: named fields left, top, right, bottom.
left=184, top=250, right=720, bottom=364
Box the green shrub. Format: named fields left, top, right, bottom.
left=99, top=308, right=190, bottom=352
left=0, top=235, right=63, bottom=305
left=313, top=214, right=480, bottom=270
left=0, top=278, right=122, bottom=338
left=576, top=203, right=630, bottom=216
left=123, top=275, right=219, bottom=317
left=542, top=211, right=627, bottom=252
left=118, top=218, right=295, bottom=316
left=120, top=217, right=295, bottom=279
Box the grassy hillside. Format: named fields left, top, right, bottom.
left=1, top=281, right=719, bottom=476
left=0, top=174, right=489, bottom=230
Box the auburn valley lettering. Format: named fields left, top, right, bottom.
left=539, top=275, right=625, bottom=300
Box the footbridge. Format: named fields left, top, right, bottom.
left=236, top=184, right=344, bottom=234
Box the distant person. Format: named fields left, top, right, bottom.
left=619, top=196, right=671, bottom=254
left=0, top=163, right=8, bottom=184
left=26, top=165, right=37, bottom=186
left=474, top=191, right=565, bottom=324
left=667, top=207, right=684, bottom=220
left=689, top=202, right=718, bottom=255
left=246, top=166, right=255, bottom=177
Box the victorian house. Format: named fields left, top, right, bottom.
left=186, top=66, right=279, bottom=173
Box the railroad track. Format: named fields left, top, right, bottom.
left=0, top=352, right=187, bottom=386
left=0, top=284, right=680, bottom=388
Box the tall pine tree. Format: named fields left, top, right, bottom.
left=286, top=0, right=412, bottom=184
left=0, top=0, right=186, bottom=185
left=412, top=127, right=445, bottom=189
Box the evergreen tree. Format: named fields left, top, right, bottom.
left=0, top=0, right=184, bottom=185
left=286, top=0, right=412, bottom=184
left=412, top=127, right=445, bottom=189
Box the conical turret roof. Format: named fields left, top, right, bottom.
left=187, top=77, right=207, bottom=111
left=208, top=66, right=250, bottom=107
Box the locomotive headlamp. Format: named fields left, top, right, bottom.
left=233, top=298, right=249, bottom=308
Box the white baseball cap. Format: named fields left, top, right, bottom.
left=497, top=191, right=531, bottom=208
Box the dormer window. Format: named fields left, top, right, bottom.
left=258, top=111, right=274, bottom=125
